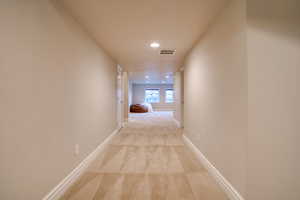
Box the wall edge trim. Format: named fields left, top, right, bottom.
left=42, top=126, right=122, bottom=200
left=182, top=134, right=245, bottom=200
left=172, top=116, right=182, bottom=128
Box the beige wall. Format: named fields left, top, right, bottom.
left=0, top=1, right=117, bottom=199
left=132, top=84, right=175, bottom=111
left=184, top=0, right=300, bottom=199
left=246, top=0, right=300, bottom=199
left=183, top=0, right=247, bottom=196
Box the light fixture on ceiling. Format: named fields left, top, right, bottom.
left=150, top=42, right=160, bottom=48
left=145, top=75, right=149, bottom=79
left=165, top=75, right=170, bottom=79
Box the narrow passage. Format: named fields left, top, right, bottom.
left=61, top=112, right=228, bottom=200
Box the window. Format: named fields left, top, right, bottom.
left=145, top=89, right=160, bottom=103
left=165, top=89, right=174, bottom=103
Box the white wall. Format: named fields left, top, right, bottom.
left=128, top=80, right=133, bottom=107
left=132, top=84, right=175, bottom=111
left=174, top=72, right=184, bottom=126
left=183, top=0, right=247, bottom=196
left=122, top=72, right=129, bottom=120
left=246, top=0, right=300, bottom=199
left=0, top=1, right=117, bottom=199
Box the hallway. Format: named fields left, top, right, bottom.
left=60, top=112, right=228, bottom=200
left=1, top=0, right=300, bottom=199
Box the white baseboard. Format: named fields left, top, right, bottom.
left=42, top=127, right=121, bottom=200
left=122, top=121, right=127, bottom=128
left=172, top=117, right=181, bottom=128
left=182, top=135, right=245, bottom=200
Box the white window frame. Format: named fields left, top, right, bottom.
left=165, top=88, right=174, bottom=103
left=145, top=88, right=160, bottom=103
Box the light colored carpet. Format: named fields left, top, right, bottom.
left=60, top=112, right=228, bottom=200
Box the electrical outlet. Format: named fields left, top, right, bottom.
left=75, top=144, right=79, bottom=156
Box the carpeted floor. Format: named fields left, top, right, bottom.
left=60, top=112, right=228, bottom=200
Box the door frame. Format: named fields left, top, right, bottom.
left=116, top=65, right=124, bottom=128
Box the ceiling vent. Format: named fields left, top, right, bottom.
left=160, top=49, right=176, bottom=55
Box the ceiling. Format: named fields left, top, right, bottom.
left=129, top=71, right=174, bottom=84
left=61, top=0, right=227, bottom=83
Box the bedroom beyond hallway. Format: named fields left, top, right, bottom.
left=128, top=74, right=176, bottom=113
left=126, top=71, right=184, bottom=129
left=59, top=111, right=229, bottom=200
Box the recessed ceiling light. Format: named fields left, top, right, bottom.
left=145, top=75, right=149, bottom=79
left=150, top=42, right=160, bottom=48
left=165, top=75, right=170, bottom=79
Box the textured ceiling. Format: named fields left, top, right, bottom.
left=61, top=0, right=227, bottom=82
